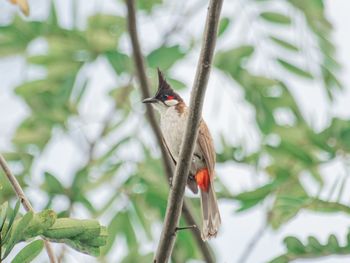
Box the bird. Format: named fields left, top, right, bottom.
left=142, top=69, right=221, bottom=241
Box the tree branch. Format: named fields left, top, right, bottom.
left=125, top=0, right=215, bottom=262
left=125, top=0, right=174, bottom=178
left=238, top=220, right=268, bottom=263
left=0, top=154, right=57, bottom=263
left=154, top=0, right=223, bottom=262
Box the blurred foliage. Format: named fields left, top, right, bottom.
left=0, top=201, right=106, bottom=261
left=269, top=230, right=350, bottom=262
left=0, top=0, right=349, bottom=262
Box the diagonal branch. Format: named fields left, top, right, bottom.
left=0, top=154, right=57, bottom=263
left=154, top=0, right=223, bottom=262
left=125, top=0, right=214, bottom=262
left=125, top=0, right=173, bottom=179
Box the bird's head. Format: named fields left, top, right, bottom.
left=142, top=69, right=183, bottom=112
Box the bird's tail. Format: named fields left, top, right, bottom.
left=196, top=169, right=221, bottom=241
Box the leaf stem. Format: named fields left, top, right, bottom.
left=0, top=154, right=57, bottom=263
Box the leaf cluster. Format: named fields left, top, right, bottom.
left=0, top=201, right=107, bottom=261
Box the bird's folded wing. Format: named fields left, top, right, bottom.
left=198, top=120, right=216, bottom=180
left=162, top=136, right=176, bottom=165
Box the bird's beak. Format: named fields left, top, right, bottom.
left=142, top=97, right=158, bottom=104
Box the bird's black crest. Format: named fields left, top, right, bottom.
left=157, top=68, right=172, bottom=93
left=153, top=69, right=182, bottom=103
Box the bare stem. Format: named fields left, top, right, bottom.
left=0, top=154, right=57, bottom=263
left=238, top=220, right=268, bottom=263
left=153, top=0, right=223, bottom=262
left=125, top=0, right=215, bottom=262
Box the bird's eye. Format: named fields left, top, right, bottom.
left=162, top=94, right=168, bottom=100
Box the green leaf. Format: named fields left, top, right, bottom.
left=269, top=256, right=289, bottom=263
left=269, top=36, right=299, bottom=52
left=0, top=201, right=9, bottom=233
left=82, top=226, right=108, bottom=247
left=106, top=51, right=132, bottom=74
left=215, top=45, right=254, bottom=75
left=307, top=236, right=323, bottom=252
left=147, top=45, right=186, bottom=70
left=43, top=172, right=65, bottom=195
left=167, top=78, right=186, bottom=90
left=327, top=234, right=340, bottom=252
left=3, top=211, right=34, bottom=259
left=218, top=17, right=231, bottom=36
left=72, top=220, right=100, bottom=241
left=63, top=239, right=100, bottom=257
left=2, top=200, right=21, bottom=245
left=269, top=230, right=350, bottom=262
left=235, top=183, right=275, bottom=211
left=269, top=181, right=308, bottom=229
left=43, top=218, right=88, bottom=239
left=277, top=59, right=313, bottom=79
left=284, top=236, right=305, bottom=254
left=101, top=211, right=136, bottom=255
left=23, top=210, right=57, bottom=240
left=101, top=212, right=124, bottom=255
left=12, top=240, right=44, bottom=263
left=137, top=0, right=162, bottom=12
left=260, top=12, right=291, bottom=24
left=87, top=15, right=125, bottom=52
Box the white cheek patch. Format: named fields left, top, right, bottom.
left=164, top=99, right=178, bottom=106
left=153, top=102, right=167, bottom=113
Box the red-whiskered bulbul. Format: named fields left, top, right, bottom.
left=143, top=69, right=221, bottom=240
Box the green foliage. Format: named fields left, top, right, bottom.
left=12, top=240, right=44, bottom=263
left=218, top=17, right=231, bottom=36
left=137, top=0, right=162, bottom=13
left=269, top=36, right=299, bottom=52
left=214, top=0, right=344, bottom=237
left=0, top=202, right=107, bottom=261
left=269, top=230, right=350, bottom=262
left=260, top=12, right=291, bottom=25
left=147, top=45, right=186, bottom=70
left=0, top=0, right=348, bottom=262
left=276, top=59, right=313, bottom=79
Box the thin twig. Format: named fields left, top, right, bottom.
left=125, top=0, right=215, bottom=262
left=181, top=202, right=214, bottom=262
left=237, top=220, right=268, bottom=263
left=0, top=154, right=57, bottom=263
left=175, top=225, right=197, bottom=232
left=154, top=0, right=223, bottom=262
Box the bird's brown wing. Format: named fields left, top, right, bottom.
left=161, top=136, right=176, bottom=165
left=162, top=136, right=198, bottom=193
left=198, top=119, right=216, bottom=180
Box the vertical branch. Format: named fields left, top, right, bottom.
left=0, top=154, right=57, bottom=263
left=125, top=0, right=214, bottom=262
left=125, top=0, right=173, bottom=178
left=154, top=0, right=223, bottom=262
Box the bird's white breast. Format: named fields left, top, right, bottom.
left=160, top=106, right=188, bottom=161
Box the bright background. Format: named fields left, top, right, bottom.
left=1, top=0, right=350, bottom=262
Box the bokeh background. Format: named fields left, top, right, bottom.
left=1, top=0, right=350, bottom=262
